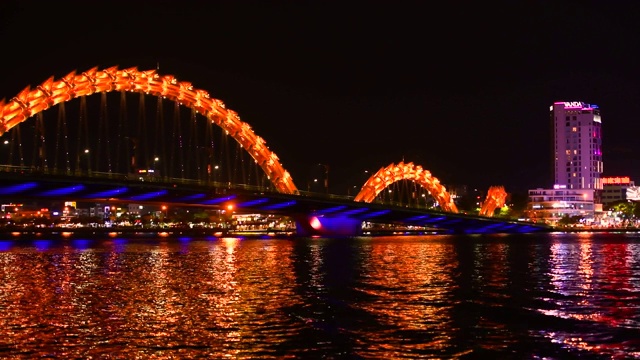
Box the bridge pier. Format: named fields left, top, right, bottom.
left=294, top=215, right=364, bottom=237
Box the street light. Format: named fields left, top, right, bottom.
left=84, top=149, right=90, bottom=174
left=2, top=140, right=8, bottom=168
left=318, top=163, right=329, bottom=194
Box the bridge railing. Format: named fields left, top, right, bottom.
left=0, top=166, right=457, bottom=212
left=0, top=166, right=278, bottom=194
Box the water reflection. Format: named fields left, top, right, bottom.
left=352, top=235, right=460, bottom=358
left=0, top=238, right=305, bottom=358
left=540, top=233, right=640, bottom=357
left=0, top=234, right=639, bottom=358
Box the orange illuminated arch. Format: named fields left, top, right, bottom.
left=353, top=161, right=458, bottom=213
left=0, top=66, right=298, bottom=194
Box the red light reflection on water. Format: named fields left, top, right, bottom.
left=542, top=234, right=640, bottom=357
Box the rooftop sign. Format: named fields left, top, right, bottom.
left=563, top=101, right=599, bottom=110
left=602, top=176, right=631, bottom=185
left=564, top=101, right=584, bottom=108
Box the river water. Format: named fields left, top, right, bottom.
left=0, top=232, right=639, bottom=359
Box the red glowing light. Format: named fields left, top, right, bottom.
left=310, top=216, right=322, bottom=230
left=602, top=177, right=630, bottom=185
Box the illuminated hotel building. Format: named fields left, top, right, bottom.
left=526, top=101, right=603, bottom=224
left=551, top=101, right=603, bottom=190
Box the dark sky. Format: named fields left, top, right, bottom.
left=2, top=0, right=640, bottom=194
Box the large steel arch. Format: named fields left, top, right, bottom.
left=354, top=161, right=458, bottom=213
left=0, top=66, right=299, bottom=194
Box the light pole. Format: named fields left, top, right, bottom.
left=84, top=149, right=90, bottom=175
left=318, top=163, right=329, bottom=194
left=153, top=157, right=159, bottom=179
left=2, top=140, right=8, bottom=168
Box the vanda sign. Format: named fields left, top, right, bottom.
left=564, top=101, right=584, bottom=108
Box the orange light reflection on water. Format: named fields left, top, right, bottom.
left=0, top=238, right=305, bottom=358
left=352, top=235, right=459, bottom=357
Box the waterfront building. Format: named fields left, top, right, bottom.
left=601, top=176, right=636, bottom=206
left=527, top=186, right=596, bottom=224
left=550, top=101, right=603, bottom=190
left=526, top=101, right=604, bottom=224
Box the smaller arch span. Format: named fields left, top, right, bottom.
left=353, top=161, right=458, bottom=213
left=0, top=66, right=299, bottom=195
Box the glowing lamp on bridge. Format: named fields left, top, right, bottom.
left=309, top=216, right=322, bottom=230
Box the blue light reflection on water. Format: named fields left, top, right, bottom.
left=33, top=239, right=52, bottom=251
left=0, top=240, right=12, bottom=251
left=71, top=238, right=93, bottom=250
left=0, top=232, right=638, bottom=358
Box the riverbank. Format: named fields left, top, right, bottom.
left=0, top=227, right=296, bottom=239
left=551, top=227, right=640, bottom=233
left=2, top=226, right=638, bottom=240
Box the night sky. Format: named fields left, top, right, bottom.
left=2, top=0, right=640, bottom=195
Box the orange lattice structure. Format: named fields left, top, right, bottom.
left=479, top=186, right=507, bottom=217
left=354, top=161, right=458, bottom=213
left=0, top=66, right=299, bottom=195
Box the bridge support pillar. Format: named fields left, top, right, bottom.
left=294, top=215, right=363, bottom=237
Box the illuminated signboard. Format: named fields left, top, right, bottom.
left=563, top=101, right=599, bottom=110
left=602, top=176, right=631, bottom=185
left=564, top=101, right=584, bottom=108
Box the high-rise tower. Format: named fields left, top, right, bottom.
left=550, top=101, right=603, bottom=190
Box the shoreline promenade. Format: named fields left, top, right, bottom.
left=0, top=225, right=638, bottom=239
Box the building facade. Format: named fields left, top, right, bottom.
left=601, top=176, right=636, bottom=206
left=551, top=101, right=603, bottom=190
left=527, top=186, right=596, bottom=224
left=526, top=101, right=604, bottom=224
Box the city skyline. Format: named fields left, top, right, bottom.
left=2, top=1, right=640, bottom=194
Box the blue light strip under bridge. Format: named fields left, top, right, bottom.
left=237, top=198, right=269, bottom=207
left=86, top=187, right=129, bottom=198
left=39, top=185, right=86, bottom=197
left=261, top=201, right=297, bottom=210
left=340, top=208, right=370, bottom=216
left=405, top=215, right=432, bottom=222
left=0, top=182, right=38, bottom=195
left=177, top=193, right=206, bottom=202
left=129, top=190, right=169, bottom=201
left=201, top=195, right=236, bottom=205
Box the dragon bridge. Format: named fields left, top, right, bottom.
left=353, top=161, right=458, bottom=213
left=0, top=66, right=299, bottom=195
